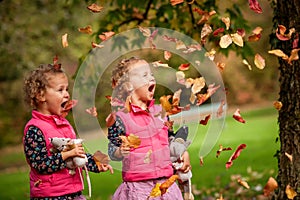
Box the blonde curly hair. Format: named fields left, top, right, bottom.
left=111, top=57, right=144, bottom=102
left=23, top=64, right=65, bottom=109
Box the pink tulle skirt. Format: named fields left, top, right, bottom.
left=112, top=178, right=184, bottom=200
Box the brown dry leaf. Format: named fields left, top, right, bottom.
left=286, top=184, right=297, bottom=199
left=217, top=62, right=225, bottom=71
left=238, top=178, right=250, bottom=189
left=263, top=177, right=278, bottom=196
left=221, top=17, right=230, bottom=30
left=87, top=3, right=104, bottom=13
left=242, top=59, right=252, bottom=70
left=273, top=101, right=283, bottom=111
left=285, top=152, right=293, bottom=162
left=159, top=175, right=179, bottom=195
left=231, top=33, right=244, bottom=47
left=127, top=133, right=141, bottom=148
left=78, top=25, right=92, bottom=34
left=254, top=53, right=265, bottom=69
left=191, top=77, right=206, bottom=94
left=62, top=33, right=68, bottom=48
left=219, top=34, right=232, bottom=48
left=93, top=150, right=110, bottom=171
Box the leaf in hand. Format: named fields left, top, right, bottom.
left=226, top=144, right=247, bottom=169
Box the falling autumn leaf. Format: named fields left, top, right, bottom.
left=254, top=53, right=265, bottom=69
left=263, top=177, right=278, bottom=196
left=62, top=33, right=68, bottom=48
left=176, top=71, right=185, bottom=85
left=221, top=17, right=230, bottom=30
left=219, top=34, right=232, bottom=48
left=61, top=99, right=78, bottom=118
left=91, top=42, right=104, bottom=48
left=273, top=101, right=283, bottom=110
left=176, top=40, right=187, bottom=50
left=286, top=184, right=297, bottom=199
left=238, top=178, right=250, bottom=189
left=276, top=25, right=295, bottom=41
left=86, top=106, right=98, bottom=117
left=204, top=48, right=216, bottom=61
left=231, top=33, right=244, bottom=47
left=170, top=0, right=184, bottom=6
left=99, top=31, right=115, bottom=41
left=216, top=144, right=232, bottom=158
left=248, top=0, right=262, bottom=14
left=164, top=51, right=172, bottom=60
left=268, top=49, right=288, bottom=59
left=201, top=24, right=213, bottom=41
left=213, top=27, right=225, bottom=36
left=216, top=100, right=226, bottom=117
left=242, top=59, right=252, bottom=70
left=217, top=62, right=226, bottom=71
left=226, top=144, right=247, bottom=169
left=178, top=63, right=190, bottom=71
left=195, top=84, right=220, bottom=105
left=233, top=108, right=246, bottom=123
left=199, top=156, right=204, bottom=166
left=78, top=25, right=93, bottom=34
left=87, top=3, right=104, bottom=13
left=285, top=152, right=293, bottom=162
left=288, top=48, right=300, bottom=64
left=200, top=114, right=211, bottom=125
left=191, top=77, right=206, bottom=94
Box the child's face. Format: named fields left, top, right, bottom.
left=37, top=73, right=70, bottom=116
left=128, top=60, right=156, bottom=104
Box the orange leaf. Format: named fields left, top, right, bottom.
left=78, top=25, right=93, bottom=34
left=61, top=99, right=78, bottom=118
left=276, top=25, right=295, bottom=41
left=120, top=133, right=141, bottom=149
left=170, top=0, right=184, bottom=6
left=196, top=84, right=220, bottom=105
left=263, top=177, right=278, bottom=196
left=61, top=33, right=68, bottom=48
left=238, top=178, right=250, bottom=189
left=226, top=144, right=247, bottom=169
left=159, top=175, right=179, bottom=195
left=99, top=31, right=115, bottom=41
left=87, top=3, right=103, bottom=13
left=288, top=48, right=300, bottom=64
left=273, top=101, right=282, bottom=111
left=286, top=184, right=297, bottom=199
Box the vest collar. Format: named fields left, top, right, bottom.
left=32, top=110, right=69, bottom=126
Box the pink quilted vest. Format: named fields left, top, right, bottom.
left=117, top=103, right=173, bottom=182
left=23, top=110, right=83, bottom=197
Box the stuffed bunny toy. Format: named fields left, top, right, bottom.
left=169, top=125, right=194, bottom=200
left=49, top=137, right=87, bottom=172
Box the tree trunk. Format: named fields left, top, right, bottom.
left=275, top=0, right=300, bottom=199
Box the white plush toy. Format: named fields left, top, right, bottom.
left=169, top=126, right=194, bottom=200
left=49, top=137, right=91, bottom=197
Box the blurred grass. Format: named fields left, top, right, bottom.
left=0, top=107, right=279, bottom=199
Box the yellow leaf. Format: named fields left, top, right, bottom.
left=219, top=34, right=232, bottom=48
left=231, top=33, right=244, bottom=47
left=149, top=183, right=162, bottom=197
left=242, top=59, right=252, bottom=70
left=254, top=53, right=265, bottom=69
left=61, top=33, right=68, bottom=48
left=286, top=184, right=297, bottom=199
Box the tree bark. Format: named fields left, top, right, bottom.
left=275, top=0, right=300, bottom=199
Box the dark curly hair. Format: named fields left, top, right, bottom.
left=23, top=64, right=65, bottom=109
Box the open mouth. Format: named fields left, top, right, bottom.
left=148, top=84, right=155, bottom=92
left=61, top=101, right=68, bottom=108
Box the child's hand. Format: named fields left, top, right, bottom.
left=61, top=144, right=86, bottom=160
left=179, top=151, right=191, bottom=173
left=115, top=145, right=130, bottom=158
left=98, top=164, right=114, bottom=174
